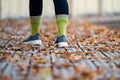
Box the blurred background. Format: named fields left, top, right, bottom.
left=0, top=0, right=120, bottom=29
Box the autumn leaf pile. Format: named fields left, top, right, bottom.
left=0, top=19, right=120, bottom=80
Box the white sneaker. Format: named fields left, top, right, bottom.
left=54, top=35, right=68, bottom=47
left=23, top=33, right=42, bottom=45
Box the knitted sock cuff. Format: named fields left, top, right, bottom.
left=30, top=16, right=41, bottom=23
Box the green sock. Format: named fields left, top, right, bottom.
left=30, top=16, right=41, bottom=36
left=56, top=15, right=69, bottom=36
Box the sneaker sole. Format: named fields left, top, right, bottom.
left=58, top=42, right=68, bottom=47
left=23, top=40, right=42, bottom=45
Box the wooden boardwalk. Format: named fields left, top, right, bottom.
left=0, top=20, right=120, bottom=80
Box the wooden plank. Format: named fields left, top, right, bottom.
left=29, top=50, right=52, bottom=80
left=102, top=52, right=114, bottom=58
left=0, top=40, right=10, bottom=49
left=114, top=52, right=120, bottom=56
left=0, top=63, right=8, bottom=74
left=92, top=60, right=108, bottom=79
left=65, top=48, right=77, bottom=53
left=75, top=59, right=96, bottom=70
left=108, top=62, right=116, bottom=68
left=0, top=50, right=33, bottom=80
left=85, top=59, right=97, bottom=70
left=93, top=60, right=120, bottom=78
left=114, top=59, right=120, bottom=65
left=52, top=48, right=75, bottom=80
left=53, top=47, right=120, bottom=79
left=0, top=51, right=18, bottom=80
left=0, top=50, right=15, bottom=73
left=102, top=52, right=120, bottom=61
left=67, top=47, right=97, bottom=71
left=93, top=51, right=107, bottom=58
left=77, top=43, right=85, bottom=52
left=108, top=52, right=120, bottom=57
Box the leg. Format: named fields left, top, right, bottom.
left=53, top=0, right=69, bottom=36
left=23, top=0, right=43, bottom=45
left=53, top=0, right=69, bottom=15
left=30, top=0, right=43, bottom=36
left=53, top=0, right=69, bottom=47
